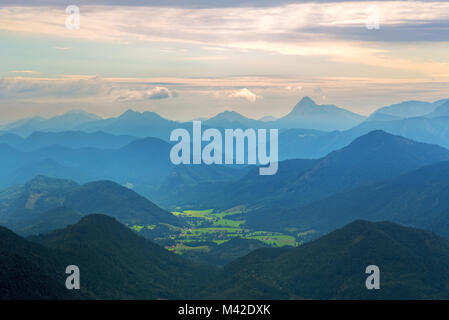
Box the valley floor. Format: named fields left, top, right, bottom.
left=130, top=208, right=316, bottom=256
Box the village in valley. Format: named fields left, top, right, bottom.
left=129, top=208, right=316, bottom=255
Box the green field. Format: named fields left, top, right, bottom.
left=131, top=208, right=315, bottom=255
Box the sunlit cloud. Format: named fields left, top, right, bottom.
left=146, top=86, right=177, bottom=100
left=228, top=88, right=260, bottom=102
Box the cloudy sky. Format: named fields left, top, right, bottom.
left=1, top=0, right=449, bottom=122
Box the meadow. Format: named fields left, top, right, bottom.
left=130, top=208, right=312, bottom=255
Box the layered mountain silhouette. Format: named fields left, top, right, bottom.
left=276, top=111, right=449, bottom=160
left=0, top=97, right=365, bottom=143
left=2, top=96, right=449, bottom=300
left=199, top=101, right=363, bottom=132
left=204, top=220, right=449, bottom=299
left=0, top=110, right=101, bottom=137
left=0, top=136, right=173, bottom=192
left=203, top=110, right=261, bottom=128
left=366, top=99, right=448, bottom=121
left=2, top=97, right=449, bottom=163
left=3, top=218, right=449, bottom=299
left=272, top=96, right=366, bottom=131
left=427, top=100, right=449, bottom=118
left=275, top=159, right=449, bottom=237
left=159, top=131, right=449, bottom=213
left=0, top=131, right=137, bottom=151
left=247, top=130, right=449, bottom=210
left=0, top=176, right=182, bottom=235
left=74, top=109, right=185, bottom=140
left=1, top=214, right=214, bottom=299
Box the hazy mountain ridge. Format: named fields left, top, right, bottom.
left=2, top=97, right=449, bottom=300
left=0, top=137, right=173, bottom=192
left=0, top=175, right=182, bottom=235
left=157, top=130, right=449, bottom=213
left=272, top=96, right=366, bottom=131
left=366, top=99, right=447, bottom=121
left=0, top=110, right=102, bottom=137
left=272, top=158, right=449, bottom=237
left=0, top=131, right=138, bottom=151
left=2, top=97, right=449, bottom=162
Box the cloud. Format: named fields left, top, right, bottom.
left=54, top=46, right=71, bottom=50
left=3, top=2, right=449, bottom=45
left=9, top=70, right=40, bottom=75
left=0, top=76, right=108, bottom=99
left=286, top=85, right=303, bottom=91
left=114, top=86, right=177, bottom=102
left=146, top=86, right=176, bottom=100
left=3, top=74, right=449, bottom=122
left=2, top=1, right=449, bottom=79
left=0, top=1, right=444, bottom=9
left=228, top=88, right=259, bottom=102
left=114, top=89, right=146, bottom=102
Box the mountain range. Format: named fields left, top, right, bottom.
left=3, top=95, right=449, bottom=300
left=204, top=220, right=449, bottom=299
left=1, top=97, right=365, bottom=137
left=0, top=175, right=181, bottom=236
left=1, top=214, right=214, bottom=299
left=367, top=99, right=448, bottom=121
left=0, top=136, right=174, bottom=193
left=2, top=96, right=449, bottom=163
left=0, top=131, right=137, bottom=151
left=271, top=96, right=366, bottom=131
left=272, top=158, right=449, bottom=238
left=0, top=110, right=102, bottom=137
left=3, top=216, right=449, bottom=299
left=154, top=130, right=449, bottom=211
left=2, top=129, right=449, bottom=238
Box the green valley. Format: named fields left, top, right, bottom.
left=130, top=208, right=317, bottom=258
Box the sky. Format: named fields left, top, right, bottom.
left=1, top=0, right=449, bottom=122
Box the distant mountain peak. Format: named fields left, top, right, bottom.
left=55, top=109, right=102, bottom=121
left=63, top=109, right=99, bottom=117
left=118, top=109, right=166, bottom=121
left=204, top=110, right=259, bottom=128
left=275, top=97, right=365, bottom=131
left=349, top=130, right=412, bottom=145
left=211, top=110, right=248, bottom=120
left=343, top=130, right=412, bottom=151
left=291, top=96, right=318, bottom=111
left=288, top=97, right=352, bottom=116
left=357, top=129, right=390, bottom=138
left=120, top=109, right=140, bottom=118
left=298, top=96, right=315, bottom=104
